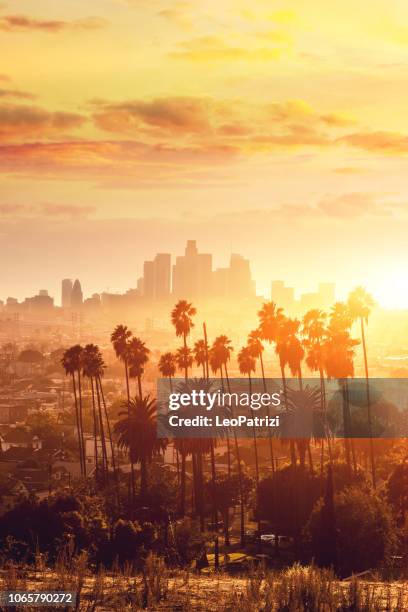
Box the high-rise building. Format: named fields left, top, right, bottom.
left=23, top=290, right=54, bottom=311
left=228, top=254, right=255, bottom=297
left=154, top=253, right=171, bottom=298
left=143, top=261, right=155, bottom=299
left=141, top=253, right=171, bottom=299
left=71, top=279, right=83, bottom=307
left=172, top=240, right=212, bottom=298
left=271, top=281, right=295, bottom=311
left=61, top=279, right=73, bottom=308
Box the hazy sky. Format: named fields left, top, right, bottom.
left=2, top=0, right=408, bottom=307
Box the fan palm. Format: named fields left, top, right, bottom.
left=114, top=396, right=167, bottom=498
left=127, top=337, right=150, bottom=399
left=348, top=286, right=376, bottom=488
left=82, top=344, right=109, bottom=483
left=61, top=345, right=85, bottom=476
left=171, top=300, right=196, bottom=380
left=158, top=352, right=176, bottom=391
left=248, top=329, right=276, bottom=474
left=193, top=339, right=208, bottom=378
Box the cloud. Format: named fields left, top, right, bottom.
left=158, top=2, right=192, bottom=29
left=92, top=96, right=215, bottom=135
left=0, top=140, right=238, bottom=186
left=321, top=113, right=357, bottom=127
left=338, top=131, right=408, bottom=154
left=0, top=74, right=11, bottom=82
left=317, top=193, right=391, bottom=218
left=169, top=36, right=282, bottom=61
left=0, top=203, right=95, bottom=218
left=0, top=104, right=86, bottom=140
left=0, top=88, right=35, bottom=100
left=0, top=15, right=107, bottom=33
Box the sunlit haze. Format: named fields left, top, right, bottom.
left=2, top=1, right=408, bottom=307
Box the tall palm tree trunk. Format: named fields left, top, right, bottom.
left=260, top=351, right=275, bottom=475
left=183, top=333, right=188, bottom=381
left=95, top=378, right=109, bottom=483
left=90, top=377, right=99, bottom=483
left=71, top=372, right=84, bottom=477
left=223, top=364, right=232, bottom=477
left=248, top=373, right=261, bottom=532
left=360, top=318, right=376, bottom=488
left=97, top=376, right=117, bottom=479
left=77, top=369, right=86, bottom=477
left=281, top=364, right=296, bottom=466
left=124, top=357, right=135, bottom=506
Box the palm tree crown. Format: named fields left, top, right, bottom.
left=171, top=300, right=196, bottom=338
left=158, top=352, right=176, bottom=378
left=258, top=301, right=284, bottom=343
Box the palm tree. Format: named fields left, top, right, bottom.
left=158, top=352, right=176, bottom=391
left=237, top=345, right=259, bottom=480
left=111, top=325, right=135, bottom=502
left=213, top=335, right=234, bottom=383
left=61, top=345, right=85, bottom=476
left=175, top=346, right=193, bottom=378
left=248, top=329, right=275, bottom=474
left=171, top=300, right=196, bottom=380
left=127, top=337, right=150, bottom=399
left=302, top=309, right=331, bottom=470
left=324, top=303, right=360, bottom=472
left=193, top=339, right=208, bottom=378
left=114, top=396, right=167, bottom=498
left=275, top=317, right=305, bottom=466
left=348, top=287, right=376, bottom=488
left=82, top=344, right=109, bottom=483
left=94, top=352, right=117, bottom=484
left=111, top=325, right=132, bottom=402
left=258, top=301, right=285, bottom=372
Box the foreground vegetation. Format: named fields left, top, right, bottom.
left=1, top=554, right=407, bottom=611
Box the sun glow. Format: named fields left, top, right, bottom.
left=369, top=267, right=408, bottom=310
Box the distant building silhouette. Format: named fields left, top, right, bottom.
left=23, top=290, right=53, bottom=312
left=140, top=253, right=171, bottom=299
left=213, top=254, right=255, bottom=298
left=70, top=279, right=83, bottom=307
left=172, top=240, right=212, bottom=298
left=271, top=281, right=295, bottom=311
left=154, top=254, right=171, bottom=298
left=271, top=280, right=336, bottom=313
left=61, top=279, right=72, bottom=308
left=300, top=283, right=336, bottom=311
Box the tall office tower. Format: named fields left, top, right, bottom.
left=154, top=253, right=171, bottom=298
left=228, top=253, right=255, bottom=297
left=61, top=279, right=73, bottom=308
left=318, top=282, right=336, bottom=308
left=271, top=280, right=295, bottom=311
left=71, top=279, right=83, bottom=307
left=143, top=261, right=155, bottom=298
left=172, top=240, right=212, bottom=298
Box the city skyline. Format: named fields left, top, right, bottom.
left=2, top=1, right=408, bottom=309
left=0, top=239, right=341, bottom=309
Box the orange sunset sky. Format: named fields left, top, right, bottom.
left=2, top=0, right=408, bottom=307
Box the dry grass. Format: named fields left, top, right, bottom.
left=0, top=556, right=407, bottom=611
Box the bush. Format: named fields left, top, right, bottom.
left=308, top=485, right=397, bottom=576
